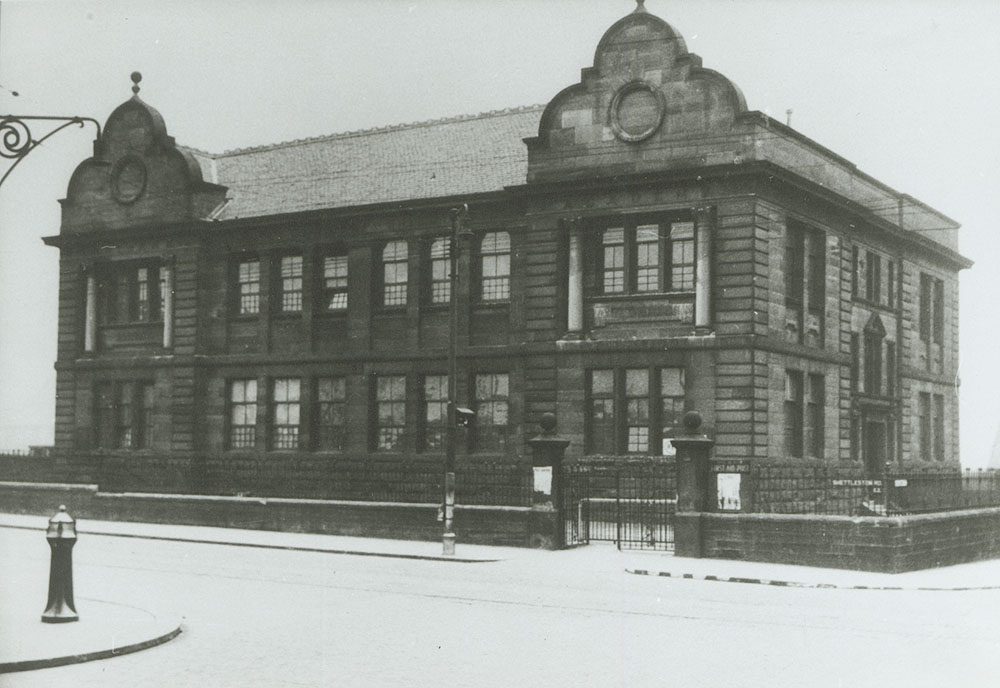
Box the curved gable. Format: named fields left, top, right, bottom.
left=526, top=6, right=746, bottom=183
left=61, top=74, right=227, bottom=234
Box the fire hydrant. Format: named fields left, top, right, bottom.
left=41, top=505, right=79, bottom=623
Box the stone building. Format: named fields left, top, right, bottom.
left=44, top=4, right=969, bottom=499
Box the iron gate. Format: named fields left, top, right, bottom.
left=561, top=461, right=676, bottom=551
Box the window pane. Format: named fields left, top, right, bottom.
left=280, top=256, right=303, bottom=312
left=670, top=222, right=696, bottom=292
left=229, top=379, right=257, bottom=448
left=316, top=376, right=346, bottom=451
left=375, top=375, right=406, bottom=451
left=430, top=238, right=451, bottom=303
left=480, top=232, right=510, bottom=301
left=324, top=254, right=349, bottom=311
left=625, top=369, right=648, bottom=396
left=661, top=368, right=684, bottom=396
left=474, top=373, right=509, bottom=452
left=238, top=259, right=261, bottom=315
left=636, top=228, right=659, bottom=292
left=383, top=242, right=408, bottom=307
left=591, top=369, right=614, bottom=395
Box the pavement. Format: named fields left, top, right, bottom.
left=2, top=511, right=999, bottom=675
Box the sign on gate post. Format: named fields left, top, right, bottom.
left=711, top=460, right=751, bottom=512
left=670, top=411, right=715, bottom=558
left=526, top=413, right=570, bottom=549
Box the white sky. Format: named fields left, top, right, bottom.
left=0, top=0, right=998, bottom=465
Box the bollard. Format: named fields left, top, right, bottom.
left=41, top=505, right=79, bottom=623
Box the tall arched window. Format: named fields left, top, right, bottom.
left=480, top=231, right=510, bottom=302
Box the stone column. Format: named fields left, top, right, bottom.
left=695, top=206, right=713, bottom=329
left=526, top=412, right=570, bottom=549
left=671, top=411, right=715, bottom=558
left=564, top=218, right=584, bottom=338
left=162, top=263, right=174, bottom=349
left=84, top=272, right=97, bottom=353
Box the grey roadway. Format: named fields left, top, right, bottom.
left=1, top=526, right=998, bottom=688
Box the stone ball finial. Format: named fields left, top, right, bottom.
left=682, top=410, right=703, bottom=433
left=540, top=412, right=557, bottom=433
left=131, top=71, right=142, bottom=95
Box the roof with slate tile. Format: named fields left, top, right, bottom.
left=183, top=105, right=544, bottom=220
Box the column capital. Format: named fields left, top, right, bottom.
left=558, top=216, right=586, bottom=233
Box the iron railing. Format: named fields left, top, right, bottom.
left=561, top=459, right=677, bottom=550
left=747, top=463, right=1000, bottom=516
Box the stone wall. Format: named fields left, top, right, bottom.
left=0, top=482, right=530, bottom=547
left=680, top=508, right=1000, bottom=573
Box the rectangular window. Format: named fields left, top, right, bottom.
left=601, top=228, right=625, bottom=294
left=932, top=279, right=944, bottom=345
left=136, top=267, right=151, bottom=321
left=278, top=256, right=303, bottom=313
left=784, top=370, right=804, bottom=458
left=918, top=392, right=931, bottom=462
left=136, top=382, right=154, bottom=449
left=238, top=259, right=261, bottom=315
left=375, top=375, right=406, bottom=450
left=625, top=369, right=650, bottom=453
left=157, top=266, right=169, bottom=322
left=887, top=260, right=895, bottom=307
left=474, top=373, right=509, bottom=452
left=669, top=221, right=696, bottom=292
left=660, top=367, right=685, bottom=454
left=786, top=224, right=825, bottom=345
left=95, top=381, right=154, bottom=450
left=852, top=246, right=863, bottom=299
left=382, top=241, right=408, bottom=307
left=865, top=251, right=881, bottom=303
left=806, top=374, right=824, bottom=458
left=229, top=379, right=258, bottom=449
left=599, top=219, right=695, bottom=296
left=587, top=367, right=686, bottom=456
left=429, top=238, right=451, bottom=304
left=635, top=225, right=660, bottom=292
left=272, top=378, right=301, bottom=449
left=95, top=382, right=114, bottom=449
left=864, top=332, right=883, bottom=396
left=933, top=394, right=945, bottom=462
left=480, top=231, right=511, bottom=301
left=115, top=383, right=134, bottom=449
left=587, top=370, right=616, bottom=455
left=785, top=227, right=805, bottom=309
left=919, top=274, right=932, bottom=341
left=99, top=262, right=163, bottom=324
left=886, top=341, right=896, bottom=397
left=850, top=333, right=860, bottom=393
left=315, top=377, right=346, bottom=451
left=322, top=254, right=349, bottom=311
left=423, top=375, right=448, bottom=451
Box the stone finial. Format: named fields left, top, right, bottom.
left=131, top=71, right=142, bottom=95
left=682, top=410, right=703, bottom=434
left=540, top=412, right=557, bottom=434
left=634, top=0, right=648, bottom=13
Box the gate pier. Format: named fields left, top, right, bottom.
left=526, top=413, right=570, bottom=549
left=671, top=411, right=716, bottom=558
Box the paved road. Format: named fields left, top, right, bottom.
left=2, top=527, right=997, bottom=688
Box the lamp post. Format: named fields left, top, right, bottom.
left=443, top=204, right=471, bottom=555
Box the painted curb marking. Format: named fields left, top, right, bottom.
left=626, top=568, right=1000, bottom=592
